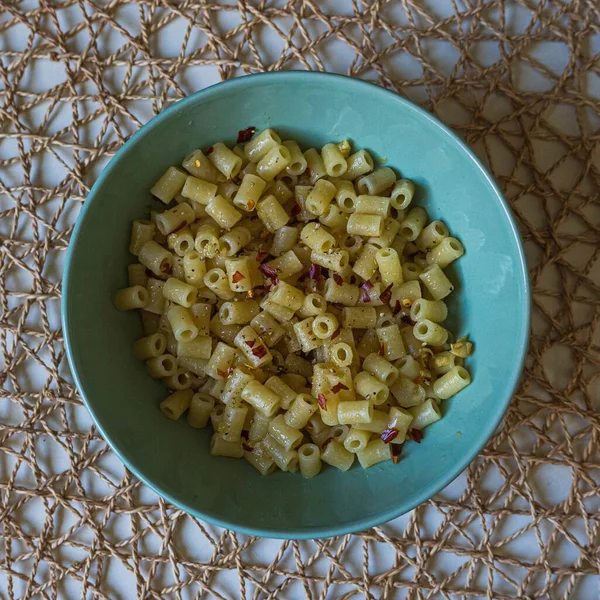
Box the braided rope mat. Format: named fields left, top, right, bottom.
left=1, top=1, right=599, bottom=598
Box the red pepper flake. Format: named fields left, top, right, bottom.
left=331, top=326, right=341, bottom=340
left=391, top=443, right=403, bottom=464
left=321, top=436, right=334, bottom=448
left=305, top=167, right=312, bottom=178
left=308, top=263, right=322, bottom=281
left=241, top=429, right=249, bottom=439
left=317, top=393, right=328, bottom=410
left=216, top=368, right=228, bottom=379
left=206, top=146, right=214, bottom=155
left=160, top=262, right=172, bottom=274
left=393, top=300, right=402, bottom=315
left=251, top=345, right=268, bottom=359
left=242, top=443, right=254, bottom=452
left=408, top=429, right=423, bottom=443
left=361, top=280, right=374, bottom=292
left=361, top=290, right=371, bottom=303
left=232, top=270, right=245, bottom=283
left=259, top=228, right=270, bottom=239
left=331, top=382, right=349, bottom=394
left=381, top=428, right=399, bottom=443
left=245, top=339, right=255, bottom=348
left=237, top=126, right=256, bottom=143
left=259, top=263, right=279, bottom=284
left=332, top=273, right=344, bottom=285
left=291, top=202, right=302, bottom=216
left=378, top=343, right=385, bottom=356
left=401, top=315, right=414, bottom=325
left=379, top=283, right=393, bottom=304
left=256, top=251, right=270, bottom=262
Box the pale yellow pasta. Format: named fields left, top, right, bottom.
left=354, top=371, right=389, bottom=405
left=114, top=285, right=149, bottom=311
left=304, top=148, right=327, bottom=183
left=416, top=220, right=449, bottom=252
left=433, top=366, right=471, bottom=399
left=224, top=257, right=253, bottom=293
left=208, top=142, right=242, bottom=178
left=297, top=293, right=327, bottom=318
left=321, top=142, right=348, bottom=177
left=190, top=303, right=211, bottom=336
left=162, top=277, right=197, bottom=307
left=387, top=406, right=414, bottom=443
left=282, top=140, right=307, bottom=176
left=341, top=149, right=374, bottom=181
left=410, top=298, right=448, bottom=323
left=220, top=368, right=254, bottom=405
left=268, top=281, right=303, bottom=312
left=160, top=389, right=193, bottom=420
left=396, top=355, right=422, bottom=379
left=355, top=195, right=390, bottom=216
left=399, top=207, right=427, bottom=241
left=270, top=179, right=294, bottom=203
left=264, top=376, right=297, bottom=410
left=177, top=336, right=211, bottom=360
left=139, top=241, right=173, bottom=277
left=357, top=439, right=391, bottom=468
left=293, top=318, right=322, bottom=353
left=352, top=243, right=379, bottom=281
left=337, top=400, right=373, bottom=425
left=419, top=264, right=454, bottom=300
left=270, top=226, right=298, bottom=256
left=257, top=194, right=289, bottom=232
left=260, top=296, right=295, bottom=323
left=206, top=195, right=242, bottom=229
left=343, top=428, right=371, bottom=453
left=342, top=306, right=377, bottom=329
left=363, top=352, right=399, bottom=386
left=390, top=375, right=426, bottom=407
left=402, top=262, right=422, bottom=282
left=194, top=222, right=221, bottom=258
left=218, top=181, right=239, bottom=202
left=244, top=443, right=276, bottom=475
left=312, top=312, right=339, bottom=340
left=262, top=434, right=298, bottom=471
left=234, top=325, right=272, bottom=368
left=129, top=219, right=155, bottom=256
left=321, top=440, right=354, bottom=471
left=377, top=324, right=407, bottom=361
left=245, top=128, right=281, bottom=163
left=183, top=149, right=224, bottom=183
left=347, top=213, right=384, bottom=237
left=210, top=433, right=244, bottom=458
left=267, top=250, right=303, bottom=279
left=310, top=249, right=349, bottom=273
left=369, top=217, right=400, bottom=249
left=187, top=393, right=215, bottom=428
left=205, top=341, right=237, bottom=380
left=268, top=414, right=303, bottom=451
left=248, top=411, right=271, bottom=443
left=339, top=233, right=363, bottom=259
left=324, top=279, right=359, bottom=306
left=167, top=305, right=198, bottom=342
left=219, top=300, right=259, bottom=325
left=427, top=237, right=464, bottom=268
left=181, top=175, right=218, bottom=205
left=183, top=251, right=206, bottom=286
left=390, top=280, right=422, bottom=306
left=306, top=179, right=336, bottom=216
left=408, top=398, right=442, bottom=429
left=155, top=202, right=195, bottom=235
left=151, top=166, right=187, bottom=203
left=330, top=342, right=353, bottom=368
left=219, top=227, right=252, bottom=256
left=241, top=380, right=281, bottom=417
left=375, top=247, right=402, bottom=286
left=210, top=404, right=225, bottom=431
left=359, top=409, right=389, bottom=434
left=146, top=354, right=177, bottom=378
left=256, top=145, right=291, bottom=181
left=390, top=178, right=415, bottom=210
left=163, top=368, right=192, bottom=390
left=298, top=444, right=321, bottom=478
left=285, top=394, right=318, bottom=429
left=128, top=263, right=148, bottom=288
left=300, top=222, right=336, bottom=253
left=232, top=173, right=265, bottom=212
left=357, top=167, right=396, bottom=195
left=133, top=333, right=167, bottom=360
left=204, top=268, right=235, bottom=300
left=250, top=312, right=286, bottom=346
left=219, top=398, right=248, bottom=442
left=335, top=180, right=357, bottom=213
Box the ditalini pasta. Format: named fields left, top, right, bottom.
left=114, top=128, right=473, bottom=476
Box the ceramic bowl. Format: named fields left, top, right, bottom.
left=63, top=72, right=530, bottom=538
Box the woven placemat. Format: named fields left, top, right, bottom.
left=1, top=1, right=599, bottom=598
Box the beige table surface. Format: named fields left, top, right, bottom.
left=0, top=1, right=599, bottom=598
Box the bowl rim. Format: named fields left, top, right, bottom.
left=62, top=71, right=531, bottom=539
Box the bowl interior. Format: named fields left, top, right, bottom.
left=63, top=72, right=529, bottom=538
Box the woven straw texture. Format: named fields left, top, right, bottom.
left=1, top=1, right=599, bottom=598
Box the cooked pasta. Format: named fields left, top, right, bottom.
left=115, top=127, right=472, bottom=476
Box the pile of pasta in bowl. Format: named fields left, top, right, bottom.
left=113, top=127, right=473, bottom=477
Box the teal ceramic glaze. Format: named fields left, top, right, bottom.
left=62, top=72, right=530, bottom=539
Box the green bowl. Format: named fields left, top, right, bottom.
left=62, top=72, right=530, bottom=539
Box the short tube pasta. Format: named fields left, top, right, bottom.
left=433, top=366, right=471, bottom=399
